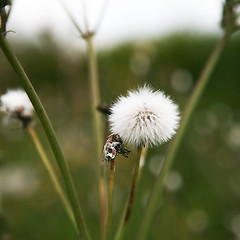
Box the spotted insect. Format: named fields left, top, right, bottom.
left=102, top=133, right=131, bottom=162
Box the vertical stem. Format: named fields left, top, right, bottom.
left=136, top=32, right=230, bottom=240
left=106, top=159, right=115, bottom=240
left=114, top=148, right=142, bottom=240
left=60, top=6, right=106, bottom=236
left=0, top=36, right=90, bottom=240
left=27, top=125, right=76, bottom=229
left=0, top=178, right=2, bottom=215
left=86, top=35, right=103, bottom=156
left=85, top=35, right=106, bottom=239
left=124, top=148, right=141, bottom=224
left=139, top=144, right=148, bottom=179
left=99, top=163, right=107, bottom=239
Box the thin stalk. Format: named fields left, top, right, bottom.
left=93, top=0, right=111, bottom=33
left=114, top=148, right=142, bottom=240
left=59, top=0, right=84, bottom=36
left=105, top=159, right=115, bottom=240
left=81, top=0, right=89, bottom=33
left=101, top=117, right=110, bottom=239
left=0, top=35, right=90, bottom=240
left=136, top=32, right=230, bottom=240
left=99, top=162, right=107, bottom=239
left=85, top=35, right=106, bottom=239
left=27, top=125, right=76, bottom=229
left=139, top=144, right=148, bottom=179
left=85, top=35, right=103, bottom=156
left=0, top=178, right=2, bottom=215
left=61, top=5, right=106, bottom=236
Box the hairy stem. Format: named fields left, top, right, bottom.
left=27, top=125, right=76, bottom=229
left=136, top=32, right=230, bottom=240
left=105, top=159, right=115, bottom=240
left=0, top=35, right=90, bottom=240
left=114, top=148, right=142, bottom=240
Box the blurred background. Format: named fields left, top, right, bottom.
left=1, top=0, right=240, bottom=240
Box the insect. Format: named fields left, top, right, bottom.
left=102, top=133, right=131, bottom=162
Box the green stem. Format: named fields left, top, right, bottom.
left=59, top=6, right=106, bottom=235
left=27, top=125, right=76, bottom=229
left=99, top=163, right=107, bottom=239
left=0, top=178, right=2, bottom=215
left=136, top=32, right=230, bottom=240
left=85, top=35, right=106, bottom=239
left=105, top=159, right=115, bottom=240
left=0, top=35, right=90, bottom=240
left=86, top=36, right=103, bottom=156
left=62, top=5, right=106, bottom=235
left=114, top=148, right=142, bottom=240
left=139, top=144, right=148, bottom=179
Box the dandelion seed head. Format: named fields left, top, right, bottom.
left=109, top=86, right=180, bottom=147
left=0, top=89, right=33, bottom=117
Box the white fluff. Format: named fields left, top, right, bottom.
left=109, top=86, right=180, bottom=146
left=0, top=89, right=33, bottom=117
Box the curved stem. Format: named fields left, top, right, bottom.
left=27, top=125, right=76, bottom=229
left=0, top=35, right=90, bottom=240
left=114, top=148, right=142, bottom=240
left=105, top=159, right=115, bottom=240
left=136, top=32, right=230, bottom=240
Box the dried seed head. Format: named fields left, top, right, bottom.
left=0, top=89, right=33, bottom=127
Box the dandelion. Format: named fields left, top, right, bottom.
left=109, top=86, right=180, bottom=147
left=0, top=89, right=33, bottom=127
left=105, top=86, right=180, bottom=240
left=0, top=88, right=75, bottom=226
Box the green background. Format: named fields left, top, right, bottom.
left=0, top=32, right=240, bottom=240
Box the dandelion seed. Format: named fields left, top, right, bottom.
left=0, top=89, right=33, bottom=127
left=109, top=86, right=180, bottom=147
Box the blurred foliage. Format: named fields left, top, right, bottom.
left=0, top=31, right=240, bottom=240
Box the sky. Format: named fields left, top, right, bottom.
left=7, top=0, right=224, bottom=48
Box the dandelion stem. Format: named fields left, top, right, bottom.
left=136, top=32, right=230, bottom=240
left=105, top=159, right=115, bottom=240
left=0, top=35, right=90, bottom=240
left=27, top=125, right=76, bottom=229
left=114, top=148, right=142, bottom=240
left=139, top=144, right=148, bottom=179
left=124, top=149, right=141, bottom=225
